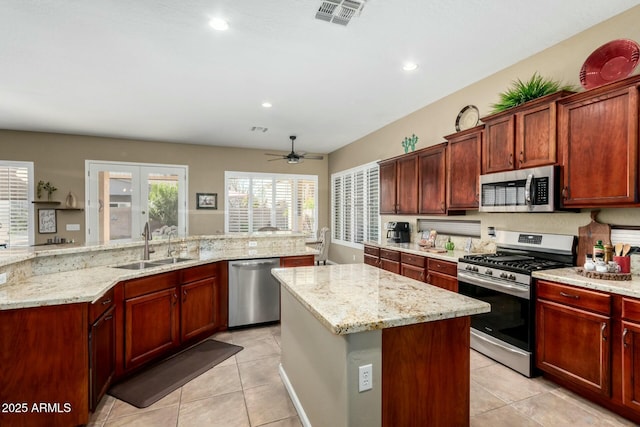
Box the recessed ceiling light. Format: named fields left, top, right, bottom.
left=403, top=62, right=418, bottom=71
left=262, top=102, right=272, bottom=108
left=209, top=17, right=229, bottom=31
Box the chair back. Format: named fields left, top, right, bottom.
left=316, top=227, right=330, bottom=263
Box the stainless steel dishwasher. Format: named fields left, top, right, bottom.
left=228, top=258, right=281, bottom=328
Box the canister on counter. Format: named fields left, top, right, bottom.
left=604, top=243, right=613, bottom=263
left=593, top=240, right=604, bottom=261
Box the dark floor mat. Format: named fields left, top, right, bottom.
left=108, top=339, right=243, bottom=408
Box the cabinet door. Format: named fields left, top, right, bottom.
left=396, top=155, right=418, bottom=214
left=379, top=160, right=397, bottom=214
left=401, top=264, right=425, bottom=282
left=380, top=259, right=400, bottom=274
left=559, top=86, right=638, bottom=207
left=483, top=115, right=515, bottom=173
left=516, top=102, right=557, bottom=168
left=90, top=305, right=115, bottom=411
left=536, top=299, right=611, bottom=397
left=446, top=129, right=482, bottom=210
left=622, top=320, right=640, bottom=411
left=418, top=144, right=447, bottom=214
left=124, top=288, right=179, bottom=370
left=280, top=255, right=314, bottom=267
left=181, top=277, right=217, bottom=342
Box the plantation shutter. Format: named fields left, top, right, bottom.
left=297, top=179, right=315, bottom=235
left=227, top=176, right=250, bottom=232
left=343, top=174, right=352, bottom=242
left=367, top=165, right=380, bottom=242
left=354, top=170, right=365, bottom=243
left=275, top=178, right=293, bottom=231
left=332, top=176, right=342, bottom=241
left=0, top=163, right=32, bottom=247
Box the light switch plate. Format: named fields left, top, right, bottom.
left=66, top=224, right=80, bottom=231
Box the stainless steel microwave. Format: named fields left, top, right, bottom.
left=479, top=165, right=556, bottom=212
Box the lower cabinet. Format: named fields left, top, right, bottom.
left=426, top=258, right=458, bottom=292
left=364, top=244, right=381, bottom=267
left=89, top=305, right=115, bottom=411
left=181, top=263, right=221, bottom=342
left=280, top=255, right=315, bottom=267
left=536, top=280, right=640, bottom=424
left=380, top=248, right=400, bottom=274
left=400, top=252, right=426, bottom=282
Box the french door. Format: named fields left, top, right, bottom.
left=85, top=161, right=187, bottom=243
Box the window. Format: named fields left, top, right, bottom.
left=0, top=161, right=34, bottom=247
left=332, top=162, right=379, bottom=248
left=225, top=171, right=318, bottom=235
left=85, top=161, right=188, bottom=243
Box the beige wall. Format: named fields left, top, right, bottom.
left=328, top=5, right=640, bottom=264
left=0, top=130, right=329, bottom=245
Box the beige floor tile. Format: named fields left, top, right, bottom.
left=257, top=416, right=303, bottom=427
left=512, top=391, right=612, bottom=426
left=238, top=355, right=282, bottom=390
left=550, top=387, right=638, bottom=426
left=235, top=336, right=281, bottom=363
left=244, top=382, right=298, bottom=426
left=470, top=349, right=496, bottom=370
left=472, top=363, right=555, bottom=404
left=470, top=379, right=507, bottom=417
left=231, top=325, right=279, bottom=346
left=211, top=330, right=235, bottom=344
left=181, top=363, right=243, bottom=403
left=89, top=394, right=116, bottom=424
left=108, top=388, right=181, bottom=419
left=178, top=391, right=250, bottom=427
left=104, top=405, right=179, bottom=427
left=470, top=405, right=543, bottom=427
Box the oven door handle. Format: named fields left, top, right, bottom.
left=471, top=329, right=530, bottom=356
left=458, top=271, right=530, bottom=300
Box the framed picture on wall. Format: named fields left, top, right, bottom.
left=38, top=209, right=57, bottom=234
left=196, top=193, right=217, bottom=209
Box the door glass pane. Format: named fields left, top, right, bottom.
left=147, top=172, right=179, bottom=236
left=99, top=171, right=133, bottom=241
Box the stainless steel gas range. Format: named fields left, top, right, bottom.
left=457, top=230, right=576, bottom=377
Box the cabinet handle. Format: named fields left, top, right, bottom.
left=559, top=291, right=580, bottom=299
left=104, top=315, right=113, bottom=321
left=519, top=151, right=524, bottom=164
left=561, top=186, right=569, bottom=199
left=601, top=323, right=607, bottom=341
left=183, top=289, right=187, bottom=302
left=101, top=298, right=112, bottom=305
left=426, top=274, right=431, bottom=283
left=623, top=328, right=629, bottom=348
left=173, top=292, right=178, bottom=306
left=419, top=271, right=424, bottom=280
left=508, top=153, right=513, bottom=166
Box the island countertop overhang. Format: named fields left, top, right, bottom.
left=272, top=263, right=490, bottom=335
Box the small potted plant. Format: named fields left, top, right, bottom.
left=37, top=180, right=58, bottom=201
left=489, top=73, right=576, bottom=114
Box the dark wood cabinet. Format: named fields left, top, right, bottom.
left=622, top=298, right=640, bottom=412
left=482, top=91, right=570, bottom=174
left=536, top=280, right=611, bottom=397
left=89, top=286, right=116, bottom=411
left=445, top=126, right=483, bottom=210
left=400, top=252, right=427, bottom=282
left=280, top=255, right=315, bottom=267
left=558, top=77, right=639, bottom=207
left=364, top=244, right=381, bottom=267
left=426, top=258, right=458, bottom=292
left=123, top=272, right=180, bottom=371
left=418, top=143, right=447, bottom=215
left=380, top=248, right=400, bottom=274
left=379, top=155, right=418, bottom=214
left=180, top=263, right=221, bottom=342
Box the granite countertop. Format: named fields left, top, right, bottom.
left=0, top=246, right=317, bottom=310
left=272, top=263, right=490, bottom=336
left=533, top=267, right=640, bottom=299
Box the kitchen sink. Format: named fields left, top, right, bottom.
left=114, top=261, right=157, bottom=270
left=149, top=257, right=193, bottom=265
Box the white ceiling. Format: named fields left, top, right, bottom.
left=0, top=1, right=637, bottom=155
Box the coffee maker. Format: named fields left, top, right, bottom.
left=386, top=221, right=410, bottom=243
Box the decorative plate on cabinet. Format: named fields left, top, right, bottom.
left=579, top=39, right=640, bottom=90
left=455, top=105, right=479, bottom=131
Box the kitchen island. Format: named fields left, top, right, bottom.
left=272, top=263, right=490, bottom=427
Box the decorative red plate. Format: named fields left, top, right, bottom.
left=580, top=39, right=640, bottom=89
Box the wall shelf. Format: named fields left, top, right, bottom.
left=32, top=201, right=83, bottom=211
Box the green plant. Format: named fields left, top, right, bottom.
left=148, top=183, right=178, bottom=227
left=37, top=180, right=57, bottom=200
left=490, top=73, right=575, bottom=113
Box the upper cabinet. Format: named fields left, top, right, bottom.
left=481, top=91, right=572, bottom=174
left=558, top=76, right=640, bottom=208
left=445, top=126, right=483, bottom=211
left=418, top=143, right=447, bottom=215
left=379, top=154, right=419, bottom=214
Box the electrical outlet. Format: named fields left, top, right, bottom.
left=66, top=224, right=80, bottom=231
left=358, top=364, right=372, bottom=392
left=248, top=241, right=258, bottom=247
left=0, top=272, right=6, bottom=285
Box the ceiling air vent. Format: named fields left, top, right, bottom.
left=316, top=0, right=366, bottom=26
left=251, top=126, right=268, bottom=133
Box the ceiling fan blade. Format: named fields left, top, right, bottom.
left=265, top=153, right=285, bottom=157
left=267, top=157, right=285, bottom=161
left=300, top=155, right=324, bottom=160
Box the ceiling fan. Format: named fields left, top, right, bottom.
left=265, top=135, right=324, bottom=164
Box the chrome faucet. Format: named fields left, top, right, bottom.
left=142, top=221, right=154, bottom=260
left=167, top=229, right=177, bottom=258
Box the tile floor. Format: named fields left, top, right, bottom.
left=89, top=324, right=637, bottom=427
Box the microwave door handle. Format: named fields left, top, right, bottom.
left=525, top=174, right=534, bottom=207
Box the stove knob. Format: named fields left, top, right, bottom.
left=499, top=272, right=508, bottom=279
left=465, top=265, right=472, bottom=271
left=472, top=266, right=479, bottom=272
left=485, top=269, right=493, bottom=275
left=508, top=274, right=516, bottom=281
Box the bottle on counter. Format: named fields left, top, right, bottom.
left=604, top=243, right=614, bottom=263
left=593, top=240, right=604, bottom=261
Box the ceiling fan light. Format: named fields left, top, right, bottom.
left=287, top=158, right=300, bottom=164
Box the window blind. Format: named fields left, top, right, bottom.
left=0, top=162, right=33, bottom=247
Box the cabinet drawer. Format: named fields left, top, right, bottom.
left=380, top=249, right=400, bottom=262
left=622, top=297, right=640, bottom=322
left=364, top=254, right=379, bottom=267
left=380, top=259, right=400, bottom=274
left=124, top=271, right=180, bottom=299
left=364, top=245, right=380, bottom=257
left=90, top=287, right=115, bottom=323
left=181, top=262, right=218, bottom=283
left=401, top=253, right=426, bottom=268
left=427, top=258, right=457, bottom=277
left=281, top=255, right=314, bottom=267
left=537, top=280, right=611, bottom=315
